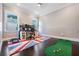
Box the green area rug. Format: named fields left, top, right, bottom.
left=44, top=39, right=72, bottom=56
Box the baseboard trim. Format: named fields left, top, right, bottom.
left=42, top=34, right=79, bottom=42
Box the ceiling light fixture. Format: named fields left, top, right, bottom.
left=16, top=3, right=21, bottom=6
left=37, top=3, right=42, bottom=7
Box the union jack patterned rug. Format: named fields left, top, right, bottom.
left=8, top=36, right=50, bottom=56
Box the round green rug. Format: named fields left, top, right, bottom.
left=44, top=39, right=72, bottom=56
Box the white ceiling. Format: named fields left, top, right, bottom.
left=4, top=3, right=72, bottom=16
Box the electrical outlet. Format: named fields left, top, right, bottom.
left=60, top=32, right=64, bottom=36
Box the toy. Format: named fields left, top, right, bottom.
left=19, top=24, right=36, bottom=40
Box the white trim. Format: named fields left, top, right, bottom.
left=42, top=34, right=79, bottom=42
left=0, top=40, right=2, bottom=52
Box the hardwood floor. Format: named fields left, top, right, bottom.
left=19, top=38, right=57, bottom=56
left=0, top=41, right=8, bottom=56
left=72, top=42, right=79, bottom=56
left=0, top=38, right=79, bottom=56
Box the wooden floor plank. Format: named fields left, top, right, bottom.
left=1, top=38, right=79, bottom=56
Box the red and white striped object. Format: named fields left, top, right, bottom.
left=8, top=36, right=47, bottom=56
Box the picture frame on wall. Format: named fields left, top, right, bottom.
left=4, top=10, right=19, bottom=38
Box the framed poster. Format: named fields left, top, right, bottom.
left=5, top=11, right=18, bottom=33
left=32, top=18, right=39, bottom=31
left=4, top=11, right=19, bottom=34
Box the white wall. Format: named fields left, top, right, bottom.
left=4, top=5, right=32, bottom=25
left=3, top=5, right=32, bottom=39
left=0, top=3, right=2, bottom=52
left=40, top=4, right=79, bottom=40
left=0, top=4, right=2, bottom=38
